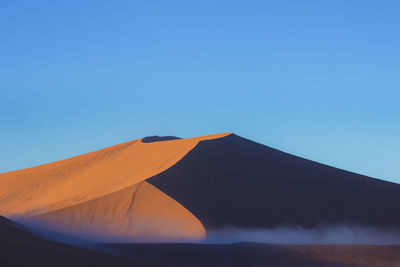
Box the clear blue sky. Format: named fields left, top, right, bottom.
left=1, top=1, right=399, bottom=183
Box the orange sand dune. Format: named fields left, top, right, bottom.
left=0, top=133, right=230, bottom=241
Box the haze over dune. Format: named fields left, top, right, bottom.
left=3, top=214, right=399, bottom=267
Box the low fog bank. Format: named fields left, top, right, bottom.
left=205, top=225, right=400, bottom=245
left=13, top=217, right=400, bottom=245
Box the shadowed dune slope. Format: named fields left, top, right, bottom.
left=148, top=134, right=400, bottom=230
left=0, top=216, right=165, bottom=267
left=0, top=133, right=229, bottom=242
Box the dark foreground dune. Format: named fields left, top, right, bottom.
left=0, top=216, right=165, bottom=267
left=97, top=242, right=400, bottom=267
left=148, top=134, right=400, bottom=230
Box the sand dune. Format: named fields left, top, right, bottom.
left=0, top=133, right=229, bottom=242
left=3, top=132, right=400, bottom=245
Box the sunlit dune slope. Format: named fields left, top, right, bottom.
left=0, top=216, right=164, bottom=267
left=0, top=133, right=230, bottom=241
left=148, top=133, right=400, bottom=230
left=31, top=181, right=205, bottom=242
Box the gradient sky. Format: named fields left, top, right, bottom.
left=1, top=1, right=399, bottom=183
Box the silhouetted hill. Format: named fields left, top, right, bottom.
left=148, top=134, right=400, bottom=230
